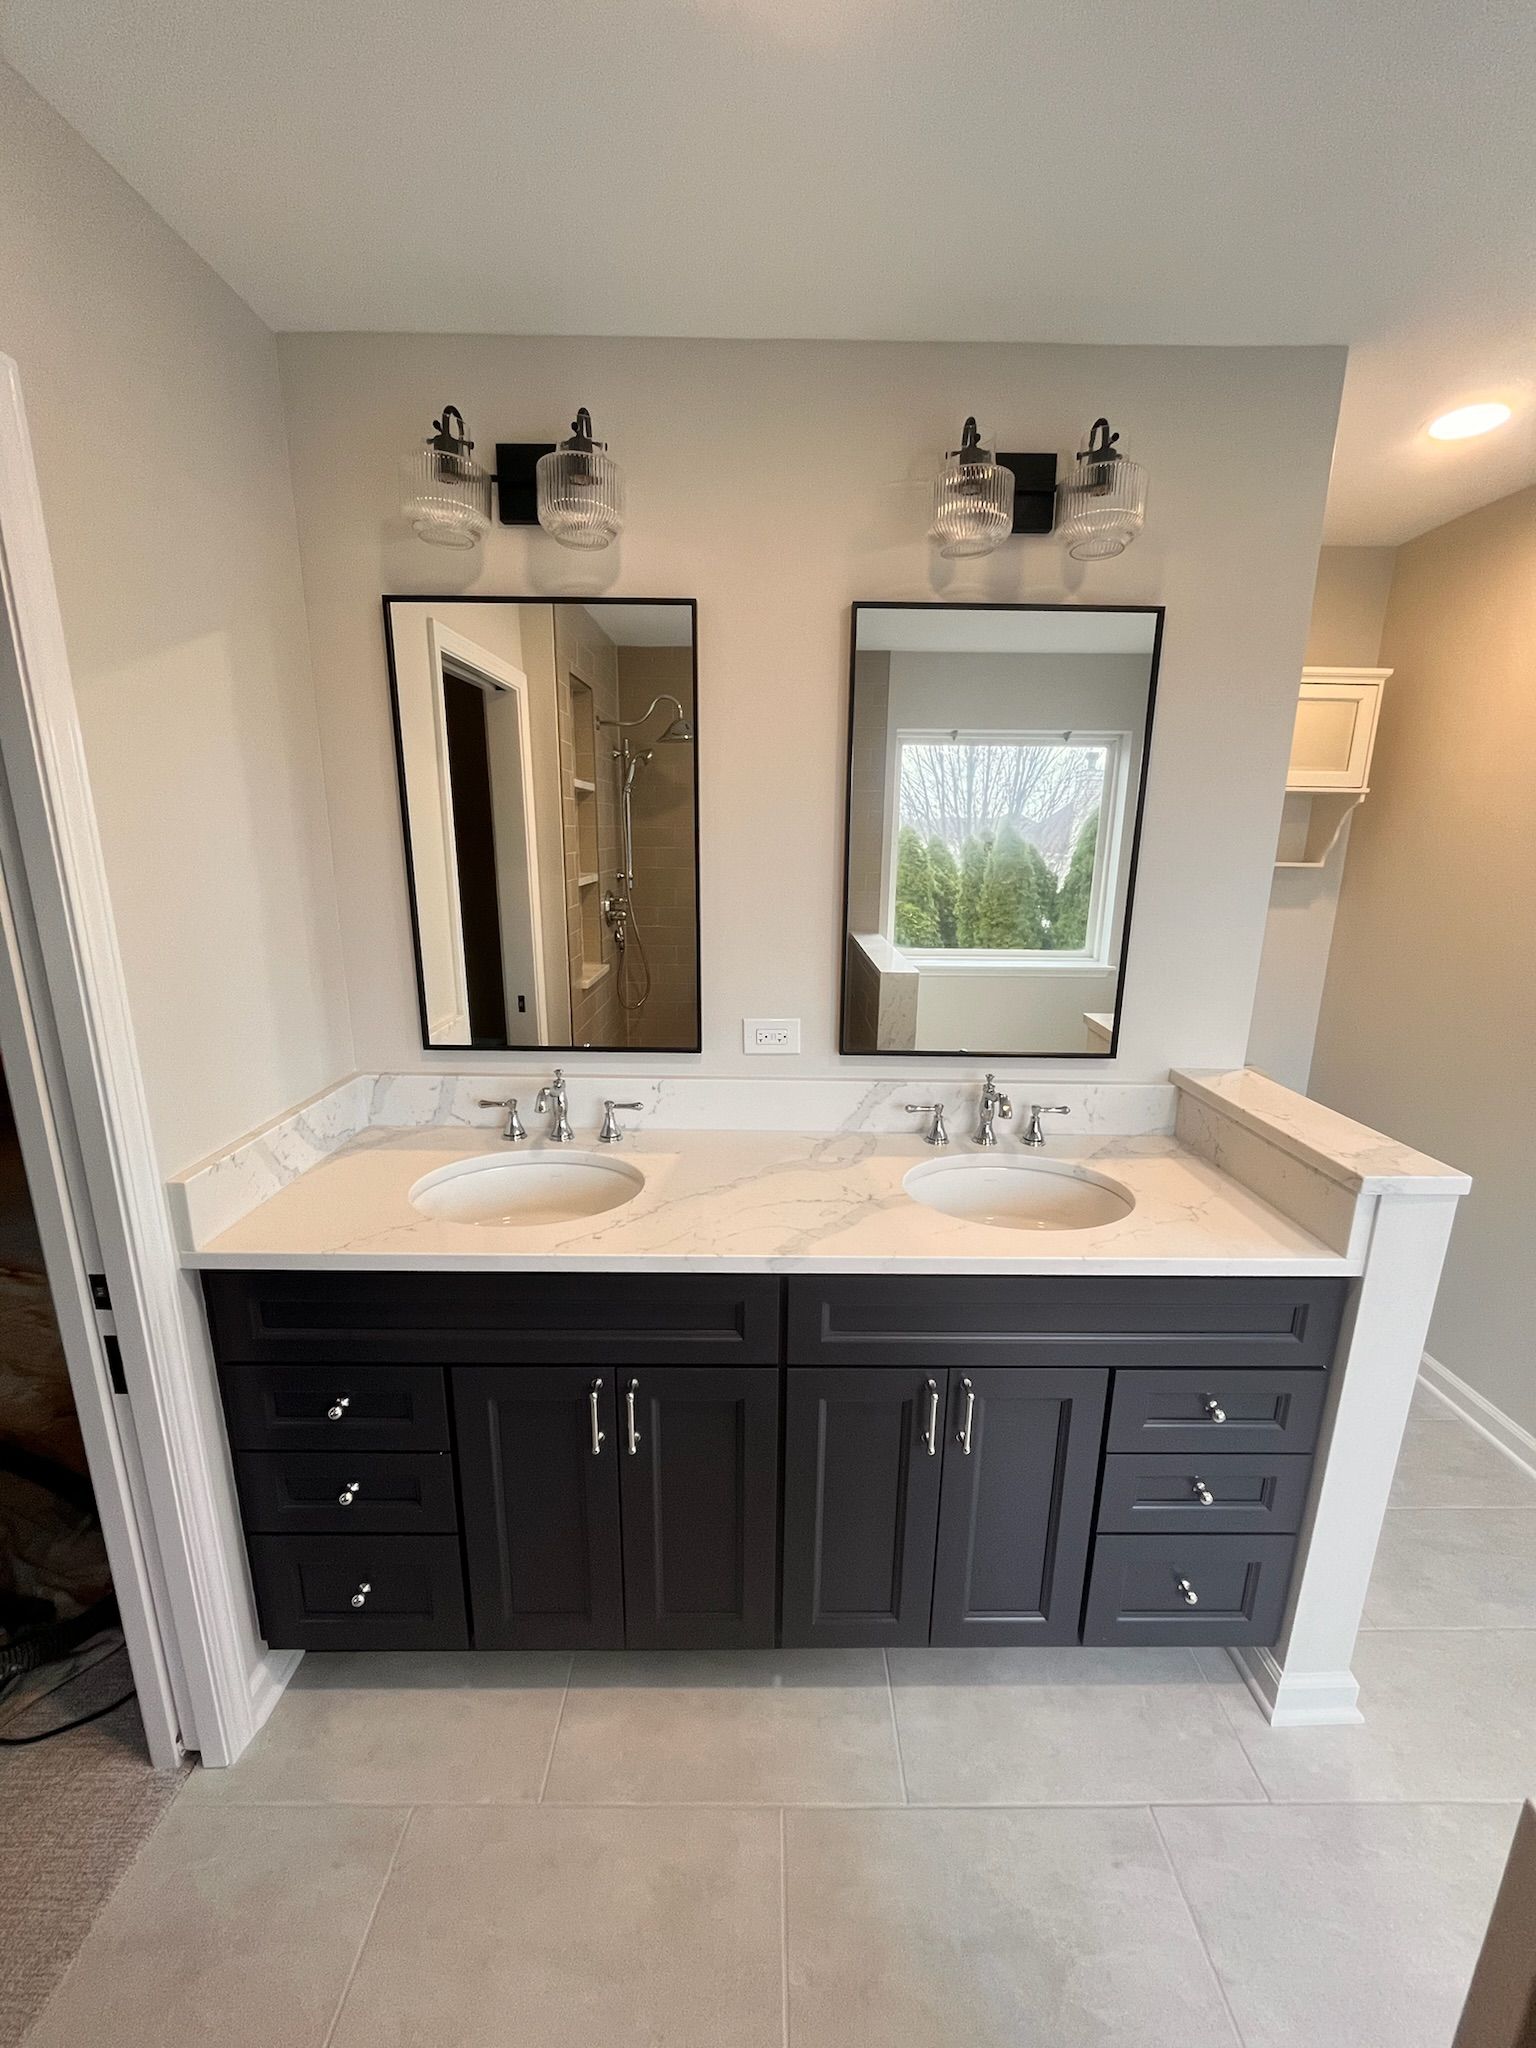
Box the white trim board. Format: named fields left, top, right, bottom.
left=1418, top=1353, right=1536, bottom=1484
left=0, top=354, right=288, bottom=1765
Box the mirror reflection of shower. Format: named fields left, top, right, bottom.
left=597, top=694, right=695, bottom=1013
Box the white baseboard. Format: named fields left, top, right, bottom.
left=1419, top=1353, right=1536, bottom=1484
left=238, top=1647, right=301, bottom=1756
left=1228, top=1644, right=1364, bottom=1727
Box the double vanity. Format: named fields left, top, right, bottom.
left=174, top=1064, right=1469, bottom=1721
left=164, top=596, right=1469, bottom=1725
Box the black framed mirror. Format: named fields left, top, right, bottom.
left=384, top=597, right=700, bottom=1052
left=840, top=602, right=1162, bottom=1058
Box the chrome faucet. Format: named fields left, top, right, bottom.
left=974, top=1073, right=1012, bottom=1147
left=477, top=1096, right=526, bottom=1143
left=534, top=1068, right=574, bottom=1143
left=1022, top=1103, right=1070, bottom=1147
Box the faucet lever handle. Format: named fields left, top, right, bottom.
left=598, top=1100, right=645, bottom=1144
left=1023, top=1102, right=1070, bottom=1146
left=904, top=1103, right=950, bottom=1147
left=478, top=1097, right=526, bottom=1142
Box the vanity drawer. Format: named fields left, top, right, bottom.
left=786, top=1275, right=1346, bottom=1370
left=234, top=1450, right=458, bottom=1535
left=1097, top=1453, right=1313, bottom=1535
left=221, top=1364, right=450, bottom=1452
left=1106, top=1369, right=1326, bottom=1456
left=1082, top=1533, right=1297, bottom=1646
left=246, top=1533, right=468, bottom=1650
left=204, top=1270, right=781, bottom=1366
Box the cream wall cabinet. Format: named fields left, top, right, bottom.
left=1276, top=667, right=1389, bottom=868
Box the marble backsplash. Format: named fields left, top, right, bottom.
left=168, top=1070, right=1178, bottom=1249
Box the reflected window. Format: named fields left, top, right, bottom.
left=889, top=732, right=1123, bottom=962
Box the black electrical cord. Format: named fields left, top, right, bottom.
left=0, top=1641, right=136, bottom=1746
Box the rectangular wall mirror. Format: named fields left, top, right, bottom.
left=841, top=602, right=1162, bottom=1058
left=385, top=597, right=699, bottom=1052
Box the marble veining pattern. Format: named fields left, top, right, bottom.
left=1172, top=1068, right=1470, bottom=1194
left=170, top=1071, right=1176, bottom=1249
left=185, top=1124, right=1351, bottom=1274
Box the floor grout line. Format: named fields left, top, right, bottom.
left=536, top=1657, right=574, bottom=1803
left=1149, top=1804, right=1250, bottom=2048
left=881, top=1649, right=910, bottom=1805
left=778, top=1808, right=790, bottom=2048
left=319, top=1803, right=414, bottom=2048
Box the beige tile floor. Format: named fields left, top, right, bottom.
left=24, top=1382, right=1536, bottom=2048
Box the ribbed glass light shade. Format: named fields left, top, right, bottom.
left=399, top=446, right=491, bottom=549
left=1057, top=419, right=1147, bottom=560
left=928, top=423, right=1014, bottom=557
left=537, top=440, right=624, bottom=550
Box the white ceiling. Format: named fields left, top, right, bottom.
left=858, top=609, right=1156, bottom=656
left=5, top=0, right=1534, bottom=544
left=585, top=603, right=693, bottom=647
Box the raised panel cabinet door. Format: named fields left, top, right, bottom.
left=618, top=1367, right=780, bottom=1649
left=453, top=1366, right=624, bottom=1649
left=931, top=1368, right=1108, bottom=1647
left=781, top=1368, right=945, bottom=1648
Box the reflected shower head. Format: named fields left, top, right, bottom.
left=657, top=715, right=694, bottom=742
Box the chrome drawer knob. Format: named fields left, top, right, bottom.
left=1192, top=1478, right=1215, bottom=1506
left=1176, top=1576, right=1199, bottom=1606
left=326, top=1397, right=351, bottom=1422
left=1202, top=1397, right=1227, bottom=1424
left=337, top=1481, right=362, bottom=1507
left=350, top=1581, right=372, bottom=1609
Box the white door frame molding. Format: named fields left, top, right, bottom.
left=0, top=355, right=288, bottom=1765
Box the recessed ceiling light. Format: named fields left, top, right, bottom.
left=1427, top=402, right=1512, bottom=441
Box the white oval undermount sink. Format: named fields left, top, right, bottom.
left=408, top=1149, right=645, bottom=1226
left=902, top=1155, right=1135, bottom=1232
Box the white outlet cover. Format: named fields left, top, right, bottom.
left=743, top=1017, right=801, bottom=1055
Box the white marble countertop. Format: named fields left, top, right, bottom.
left=1172, top=1068, right=1471, bottom=1195
left=184, top=1124, right=1356, bottom=1275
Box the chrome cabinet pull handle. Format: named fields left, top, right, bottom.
left=337, top=1481, right=362, bottom=1507
left=957, top=1378, right=975, bottom=1456
left=589, top=1378, right=606, bottom=1455
left=1176, top=1576, right=1199, bottom=1607
left=626, top=1379, right=641, bottom=1456
left=326, top=1396, right=351, bottom=1422
left=922, top=1378, right=939, bottom=1456
left=1191, top=1478, right=1215, bottom=1506
left=1202, top=1396, right=1227, bottom=1424
left=350, top=1581, right=372, bottom=1609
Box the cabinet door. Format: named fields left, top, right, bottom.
left=782, top=1368, right=944, bottom=1647
left=454, top=1366, right=624, bottom=1649
left=619, top=1367, right=780, bottom=1649
left=931, top=1368, right=1107, bottom=1647
left=1287, top=677, right=1381, bottom=791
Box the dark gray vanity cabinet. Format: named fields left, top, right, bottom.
left=781, top=1369, right=945, bottom=1647
left=929, top=1368, right=1106, bottom=1647
left=455, top=1367, right=626, bottom=1650
left=619, top=1367, right=780, bottom=1650
left=205, top=1269, right=1347, bottom=1660
left=781, top=1365, right=1106, bottom=1649
left=455, top=1364, right=780, bottom=1651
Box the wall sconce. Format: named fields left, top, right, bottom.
left=927, top=417, right=1059, bottom=556
left=1057, top=417, right=1148, bottom=560
left=399, top=406, right=492, bottom=548
left=402, top=403, right=627, bottom=551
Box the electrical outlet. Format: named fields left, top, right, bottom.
left=744, top=1017, right=800, bottom=1055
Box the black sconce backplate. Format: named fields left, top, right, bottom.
left=495, top=442, right=557, bottom=525
left=998, top=452, right=1058, bottom=534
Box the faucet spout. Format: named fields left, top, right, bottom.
left=974, top=1072, right=1013, bottom=1147
left=535, top=1067, right=574, bottom=1143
